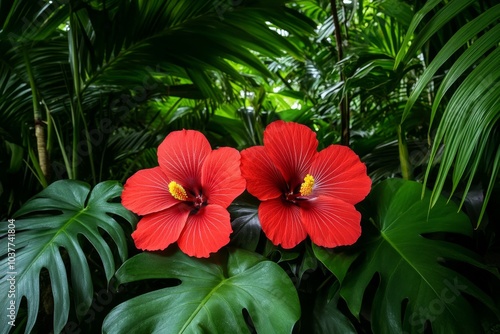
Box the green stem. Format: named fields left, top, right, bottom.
left=68, top=13, right=79, bottom=180
left=69, top=10, right=96, bottom=182
left=42, top=99, right=53, bottom=158
left=397, top=124, right=413, bottom=180
left=50, top=114, right=73, bottom=179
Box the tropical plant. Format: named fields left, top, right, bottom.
left=0, top=0, right=315, bottom=216
left=1, top=0, right=499, bottom=333
left=0, top=180, right=136, bottom=333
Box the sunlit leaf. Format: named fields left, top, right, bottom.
left=102, top=248, right=300, bottom=334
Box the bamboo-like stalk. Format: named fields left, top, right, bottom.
left=330, top=0, right=350, bottom=146
left=23, top=48, right=50, bottom=182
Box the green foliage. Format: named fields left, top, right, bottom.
left=0, top=0, right=315, bottom=212
left=398, top=2, right=500, bottom=226
left=1, top=0, right=499, bottom=332
left=102, top=248, right=300, bottom=334
left=311, top=282, right=357, bottom=334
left=0, top=180, right=136, bottom=333
left=314, top=179, right=499, bottom=333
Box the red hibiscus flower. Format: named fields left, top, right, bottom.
left=121, top=130, right=246, bottom=258
left=240, top=121, right=371, bottom=249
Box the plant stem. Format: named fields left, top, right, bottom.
left=23, top=48, right=50, bottom=183
left=330, top=0, right=350, bottom=146
left=68, top=12, right=79, bottom=180
left=69, top=9, right=96, bottom=182
left=397, top=124, right=413, bottom=180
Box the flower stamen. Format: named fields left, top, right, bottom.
left=300, top=174, right=315, bottom=196
left=168, top=181, right=188, bottom=201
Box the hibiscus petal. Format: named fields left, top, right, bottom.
left=241, top=146, right=286, bottom=201
left=177, top=204, right=232, bottom=258
left=132, top=204, right=190, bottom=251
left=263, top=120, right=318, bottom=187
left=300, top=196, right=361, bottom=248
left=157, top=129, right=211, bottom=190
left=259, top=198, right=307, bottom=249
left=122, top=167, right=179, bottom=215
left=201, top=147, right=246, bottom=208
left=310, top=145, right=371, bottom=205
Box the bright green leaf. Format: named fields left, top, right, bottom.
left=102, top=248, right=300, bottom=334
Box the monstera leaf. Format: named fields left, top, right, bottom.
left=314, top=179, right=499, bottom=334
left=0, top=180, right=136, bottom=334
left=102, top=248, right=300, bottom=333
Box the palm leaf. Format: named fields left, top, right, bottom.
left=396, top=1, right=500, bottom=226
left=394, top=0, right=476, bottom=69
left=402, top=4, right=500, bottom=122
left=2, top=0, right=315, bottom=189
left=76, top=0, right=314, bottom=102
left=426, top=46, right=500, bottom=225
left=0, top=180, right=136, bottom=333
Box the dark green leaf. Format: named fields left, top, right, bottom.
left=314, top=179, right=499, bottom=334
left=228, top=192, right=262, bottom=252
left=0, top=180, right=136, bottom=334
left=312, top=281, right=356, bottom=334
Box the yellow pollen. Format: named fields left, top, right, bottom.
left=168, top=181, right=188, bottom=201
left=300, top=174, right=315, bottom=196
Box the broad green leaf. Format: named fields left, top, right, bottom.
left=314, top=179, right=499, bottom=334
left=103, top=248, right=300, bottom=334
left=0, top=180, right=136, bottom=334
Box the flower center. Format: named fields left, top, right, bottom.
left=168, top=181, right=207, bottom=214
left=299, top=174, right=315, bottom=196
left=168, top=181, right=188, bottom=201
left=193, top=195, right=205, bottom=209
left=284, top=173, right=315, bottom=203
